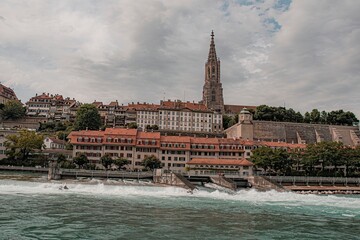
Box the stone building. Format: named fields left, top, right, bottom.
left=225, top=108, right=360, bottom=147
left=26, top=93, right=79, bottom=122
left=202, top=31, right=225, bottom=113
left=0, top=129, right=19, bottom=159
left=0, top=84, right=18, bottom=105
left=68, top=128, right=304, bottom=173
left=131, top=100, right=223, bottom=133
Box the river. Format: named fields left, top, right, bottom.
left=0, top=172, right=359, bottom=239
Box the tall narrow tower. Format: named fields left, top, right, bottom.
left=202, top=31, right=225, bottom=113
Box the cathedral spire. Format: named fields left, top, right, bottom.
left=203, top=30, right=224, bottom=114
left=208, top=30, right=217, bottom=62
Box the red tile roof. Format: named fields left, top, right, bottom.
left=68, top=128, right=307, bottom=149
left=104, top=128, right=137, bottom=136
left=0, top=84, right=18, bottom=100
left=108, top=101, right=119, bottom=107
left=137, top=131, right=161, bottom=139
left=187, top=158, right=254, bottom=166
left=92, top=101, right=103, bottom=107
left=127, top=103, right=160, bottom=110
left=48, top=137, right=66, bottom=145
left=160, top=100, right=208, bottom=111
left=191, top=137, right=219, bottom=144
left=160, top=136, right=191, bottom=143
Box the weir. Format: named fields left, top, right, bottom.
left=248, top=176, right=287, bottom=192
left=210, top=175, right=237, bottom=191
left=153, top=169, right=196, bottom=190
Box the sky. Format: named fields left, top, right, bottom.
left=0, top=0, right=359, bottom=117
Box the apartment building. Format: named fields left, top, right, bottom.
left=0, top=84, right=18, bottom=105
left=133, top=100, right=223, bottom=133
left=26, top=93, right=79, bottom=121
left=68, top=128, right=305, bottom=174
left=0, top=129, right=19, bottom=160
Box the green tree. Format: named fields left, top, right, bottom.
left=57, top=153, right=67, bottom=163
left=302, top=141, right=344, bottom=176
left=227, top=118, right=236, bottom=128
left=39, top=122, right=56, bottom=131
left=223, top=115, right=232, bottom=129
left=4, top=130, right=44, bottom=163
left=320, top=111, right=328, bottom=124
left=340, top=146, right=360, bottom=177
left=254, top=105, right=275, bottom=121
left=304, top=112, right=311, bottom=123
left=114, top=158, right=131, bottom=169
left=251, top=146, right=291, bottom=175
left=101, top=154, right=113, bottom=169
left=127, top=122, right=138, bottom=129
left=74, top=104, right=101, bottom=130
left=327, top=110, right=358, bottom=126
left=310, top=109, right=321, bottom=123
left=141, top=155, right=161, bottom=170
left=288, top=148, right=304, bottom=174
left=1, top=100, right=25, bottom=120
left=295, top=111, right=304, bottom=123
left=73, top=153, right=89, bottom=168
left=151, top=125, right=159, bottom=130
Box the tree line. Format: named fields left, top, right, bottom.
left=223, top=105, right=358, bottom=129
left=251, top=141, right=360, bottom=177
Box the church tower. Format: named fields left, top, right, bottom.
left=202, top=31, right=225, bottom=113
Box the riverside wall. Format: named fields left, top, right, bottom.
left=253, top=121, right=359, bottom=146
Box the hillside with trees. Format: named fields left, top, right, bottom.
left=223, top=105, right=358, bottom=129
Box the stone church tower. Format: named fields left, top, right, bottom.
left=202, top=31, right=225, bottom=113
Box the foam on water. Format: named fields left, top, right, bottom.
left=1, top=179, right=360, bottom=211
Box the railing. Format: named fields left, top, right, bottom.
left=187, top=170, right=247, bottom=178
left=267, top=176, right=360, bottom=186
left=0, top=165, right=48, bottom=172
left=60, top=169, right=153, bottom=178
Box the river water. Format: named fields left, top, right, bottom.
left=0, top=172, right=359, bottom=240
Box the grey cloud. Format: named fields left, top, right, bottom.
left=0, top=0, right=358, bottom=117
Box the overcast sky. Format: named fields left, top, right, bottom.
left=0, top=0, right=359, bottom=116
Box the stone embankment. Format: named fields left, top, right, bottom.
left=247, top=176, right=287, bottom=192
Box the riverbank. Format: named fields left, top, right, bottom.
left=285, top=185, right=360, bottom=194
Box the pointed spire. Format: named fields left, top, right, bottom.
left=208, top=30, right=217, bottom=62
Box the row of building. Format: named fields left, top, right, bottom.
left=0, top=84, right=226, bottom=134
left=24, top=92, right=224, bottom=134
left=67, top=127, right=305, bottom=176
